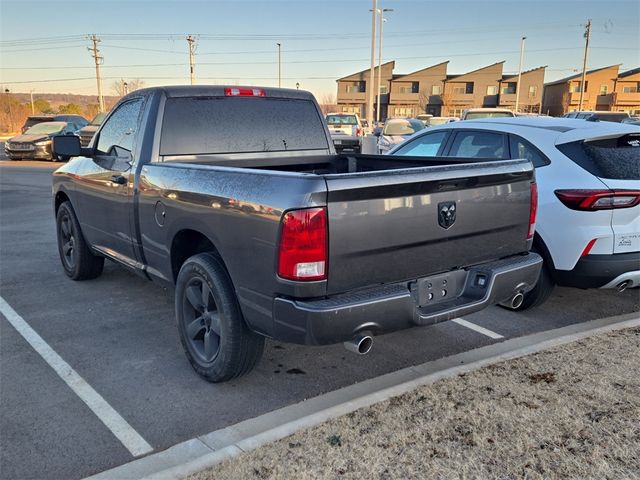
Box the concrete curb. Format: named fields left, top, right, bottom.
left=85, top=312, right=640, bottom=480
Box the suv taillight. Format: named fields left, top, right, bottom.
left=555, top=189, right=640, bottom=211
left=277, top=207, right=327, bottom=281
left=528, top=182, right=538, bottom=240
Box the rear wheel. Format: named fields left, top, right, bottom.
left=56, top=201, right=104, bottom=280
left=175, top=253, right=265, bottom=382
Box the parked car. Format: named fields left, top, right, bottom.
left=21, top=114, right=88, bottom=134
left=461, top=108, right=515, bottom=120
left=51, top=85, right=541, bottom=382
left=78, top=112, right=108, bottom=147
left=375, top=117, right=425, bottom=153
left=416, top=113, right=433, bottom=125
left=5, top=121, right=80, bottom=161
left=622, top=117, right=640, bottom=126
left=563, top=111, right=630, bottom=123
left=325, top=112, right=363, bottom=153
left=388, top=117, right=640, bottom=310
left=426, top=116, right=459, bottom=126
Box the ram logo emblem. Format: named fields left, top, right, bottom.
left=438, top=202, right=456, bottom=229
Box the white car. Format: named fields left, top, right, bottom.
left=375, top=118, right=425, bottom=154
left=388, top=117, right=640, bottom=310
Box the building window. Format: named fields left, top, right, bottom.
left=346, top=82, right=365, bottom=93
left=379, top=85, right=388, bottom=94
left=465, top=82, right=474, bottom=94
left=486, top=85, right=498, bottom=95
left=399, top=82, right=419, bottom=94
left=570, top=81, right=588, bottom=93
left=502, top=82, right=517, bottom=94
left=431, top=85, right=442, bottom=95
left=599, top=85, right=608, bottom=95
left=622, top=83, right=639, bottom=93
left=528, top=85, right=537, bottom=97
left=341, top=105, right=361, bottom=115
left=448, top=108, right=464, bottom=117
left=453, top=86, right=465, bottom=94
left=393, top=107, right=414, bottom=117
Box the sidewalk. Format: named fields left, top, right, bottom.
left=191, top=326, right=640, bottom=479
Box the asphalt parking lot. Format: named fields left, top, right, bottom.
left=1, top=157, right=639, bottom=480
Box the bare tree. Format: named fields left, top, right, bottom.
left=318, top=93, right=337, bottom=116
left=112, top=79, right=146, bottom=96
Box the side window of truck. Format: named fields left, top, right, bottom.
left=393, top=131, right=449, bottom=156
left=96, top=99, right=144, bottom=157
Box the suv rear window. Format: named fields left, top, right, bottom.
left=160, top=97, right=329, bottom=156
left=557, top=134, right=640, bottom=180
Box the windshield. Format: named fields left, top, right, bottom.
left=24, top=122, right=66, bottom=135
left=383, top=119, right=422, bottom=136
left=465, top=112, right=514, bottom=120
left=91, top=112, right=107, bottom=125
left=326, top=115, right=358, bottom=125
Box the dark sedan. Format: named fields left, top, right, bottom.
left=5, top=122, right=79, bottom=161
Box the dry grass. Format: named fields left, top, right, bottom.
left=190, top=328, right=640, bottom=480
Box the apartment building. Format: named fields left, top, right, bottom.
left=613, top=68, right=640, bottom=115
left=334, top=61, right=395, bottom=119
left=387, top=61, right=448, bottom=118
left=542, top=65, right=621, bottom=116
left=498, top=66, right=546, bottom=113
left=336, top=61, right=546, bottom=120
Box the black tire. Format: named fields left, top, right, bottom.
left=175, top=253, right=265, bottom=382
left=502, top=261, right=555, bottom=311
left=56, top=201, right=104, bottom=280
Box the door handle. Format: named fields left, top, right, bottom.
left=110, top=175, right=127, bottom=185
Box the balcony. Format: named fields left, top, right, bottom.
left=568, top=92, right=591, bottom=104
left=614, top=91, right=640, bottom=105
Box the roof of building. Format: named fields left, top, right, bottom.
left=336, top=61, right=395, bottom=81
left=544, top=64, right=621, bottom=86
left=618, top=67, right=640, bottom=78
left=501, top=66, right=547, bottom=81
left=444, top=61, right=505, bottom=82
left=391, top=61, right=449, bottom=81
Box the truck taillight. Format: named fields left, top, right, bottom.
left=224, top=87, right=265, bottom=97
left=277, top=207, right=327, bottom=281
left=528, top=182, right=538, bottom=240
left=555, top=189, right=640, bottom=210
left=356, top=126, right=362, bottom=137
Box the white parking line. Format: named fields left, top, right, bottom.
left=451, top=317, right=504, bottom=339
left=0, top=296, right=153, bottom=457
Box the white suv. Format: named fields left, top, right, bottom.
left=388, top=117, right=640, bottom=309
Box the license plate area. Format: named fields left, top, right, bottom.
left=411, top=269, right=469, bottom=307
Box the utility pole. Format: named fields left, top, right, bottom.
left=376, top=8, right=393, bottom=124
left=276, top=43, right=282, bottom=88
left=578, top=19, right=591, bottom=111
left=30, top=90, right=35, bottom=114
left=368, top=0, right=377, bottom=131
left=187, top=35, right=197, bottom=85
left=88, top=34, right=105, bottom=113
left=514, top=36, right=526, bottom=113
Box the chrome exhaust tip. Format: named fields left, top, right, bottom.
left=511, top=291, right=525, bottom=309
left=344, top=334, right=373, bottom=355
left=616, top=280, right=630, bottom=293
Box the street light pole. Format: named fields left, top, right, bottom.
left=277, top=43, right=282, bottom=88
left=515, top=36, right=526, bottom=113
left=367, top=0, right=377, bottom=131
left=30, top=90, right=35, bottom=114
left=376, top=8, right=393, bottom=124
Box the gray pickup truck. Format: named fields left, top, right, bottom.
left=52, top=86, right=541, bottom=382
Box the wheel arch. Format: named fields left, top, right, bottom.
left=170, top=229, right=225, bottom=283
left=54, top=190, right=71, bottom=214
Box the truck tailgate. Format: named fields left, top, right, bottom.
left=324, top=159, right=534, bottom=294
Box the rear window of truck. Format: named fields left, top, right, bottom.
left=557, top=133, right=640, bottom=180
left=160, top=97, right=329, bottom=156
left=326, top=115, right=358, bottom=125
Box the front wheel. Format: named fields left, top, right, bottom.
left=175, top=253, right=265, bottom=382
left=56, top=201, right=104, bottom=280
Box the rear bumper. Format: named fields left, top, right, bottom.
left=331, top=137, right=361, bottom=152
left=554, top=252, right=640, bottom=289
left=272, top=252, right=542, bottom=345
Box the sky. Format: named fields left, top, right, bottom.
left=0, top=0, right=638, bottom=100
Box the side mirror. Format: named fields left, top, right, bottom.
left=52, top=134, right=82, bottom=158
